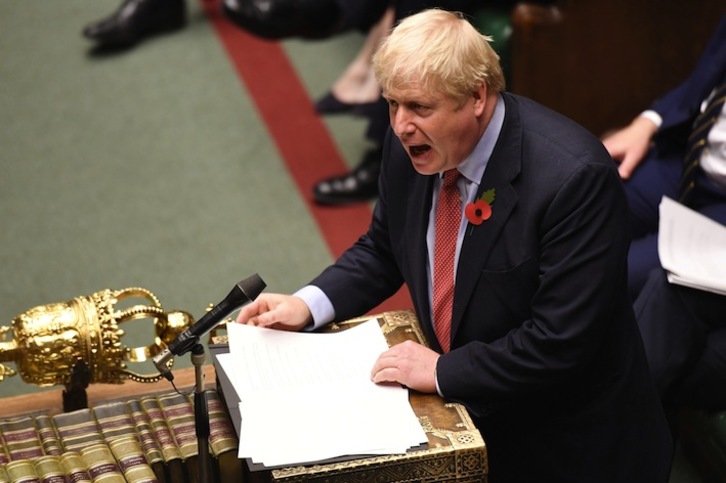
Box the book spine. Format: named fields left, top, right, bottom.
left=205, top=391, right=238, bottom=457
left=92, top=401, right=137, bottom=442
left=4, top=459, right=40, bottom=483
left=125, top=400, right=164, bottom=466
left=79, top=443, right=125, bottom=483
left=138, top=397, right=183, bottom=464
left=139, top=396, right=187, bottom=483
left=0, top=416, right=44, bottom=462
left=156, top=393, right=199, bottom=483
left=108, top=436, right=158, bottom=483
left=32, top=416, right=62, bottom=457
left=0, top=429, right=10, bottom=465
left=59, top=451, right=92, bottom=483
left=51, top=409, right=104, bottom=453
left=0, top=389, right=241, bottom=483
left=156, top=394, right=198, bottom=460
left=205, top=390, right=244, bottom=483
left=32, top=455, right=65, bottom=483
left=125, top=399, right=166, bottom=483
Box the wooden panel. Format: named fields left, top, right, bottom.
left=510, top=0, right=726, bottom=136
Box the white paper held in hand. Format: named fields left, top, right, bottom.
left=224, top=318, right=428, bottom=468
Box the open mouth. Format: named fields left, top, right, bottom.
left=409, top=144, right=431, bottom=157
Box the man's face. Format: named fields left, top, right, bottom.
left=384, top=83, right=486, bottom=175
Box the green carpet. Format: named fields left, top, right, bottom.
left=0, top=0, right=364, bottom=396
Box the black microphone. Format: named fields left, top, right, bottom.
left=153, top=273, right=266, bottom=380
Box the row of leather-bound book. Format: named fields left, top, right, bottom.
left=0, top=390, right=243, bottom=483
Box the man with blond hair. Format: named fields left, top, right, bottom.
left=237, top=9, right=673, bottom=481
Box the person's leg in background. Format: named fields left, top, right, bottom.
left=314, top=96, right=388, bottom=204
left=82, top=0, right=388, bottom=49
left=314, top=6, right=395, bottom=115
left=675, top=328, right=726, bottom=410
left=222, top=0, right=388, bottom=40
left=621, top=150, right=682, bottom=300
left=634, top=268, right=726, bottom=437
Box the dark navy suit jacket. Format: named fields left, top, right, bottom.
left=311, top=93, right=673, bottom=482
left=653, top=14, right=726, bottom=156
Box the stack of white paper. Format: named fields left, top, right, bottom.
left=658, top=196, right=726, bottom=295
left=216, top=319, right=428, bottom=468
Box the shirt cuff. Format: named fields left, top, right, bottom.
left=293, top=285, right=335, bottom=331
left=434, top=360, right=444, bottom=397
left=639, top=110, right=663, bottom=128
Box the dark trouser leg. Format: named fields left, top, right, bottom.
left=622, top=151, right=682, bottom=299
left=675, top=328, right=726, bottom=409
left=313, top=97, right=388, bottom=205
left=222, top=0, right=390, bottom=40
left=634, top=269, right=707, bottom=400
left=634, top=268, right=726, bottom=435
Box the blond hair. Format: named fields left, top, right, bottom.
left=373, top=9, right=505, bottom=101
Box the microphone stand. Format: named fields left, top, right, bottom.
left=152, top=275, right=267, bottom=482
left=191, top=343, right=212, bottom=483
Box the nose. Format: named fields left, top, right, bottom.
left=391, top=108, right=415, bottom=138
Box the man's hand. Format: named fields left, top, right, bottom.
left=371, top=340, right=440, bottom=393
left=602, top=116, right=658, bottom=179
left=235, top=293, right=312, bottom=332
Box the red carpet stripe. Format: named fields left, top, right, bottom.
left=204, top=3, right=411, bottom=314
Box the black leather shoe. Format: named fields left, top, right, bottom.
left=82, top=0, right=186, bottom=48
left=313, top=149, right=381, bottom=205
left=314, top=92, right=380, bottom=116
left=222, top=0, right=346, bottom=40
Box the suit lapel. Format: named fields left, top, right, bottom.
left=407, top=173, right=437, bottom=341
left=451, top=94, right=522, bottom=341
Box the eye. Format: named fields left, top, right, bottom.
left=410, top=103, right=431, bottom=115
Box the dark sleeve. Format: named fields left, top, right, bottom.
left=309, top=134, right=405, bottom=321
left=652, top=14, right=726, bottom=130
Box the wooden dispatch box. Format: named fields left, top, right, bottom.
left=211, top=310, right=488, bottom=483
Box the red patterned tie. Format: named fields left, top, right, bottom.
left=433, top=169, right=461, bottom=352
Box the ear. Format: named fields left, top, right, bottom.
left=472, top=83, right=487, bottom=116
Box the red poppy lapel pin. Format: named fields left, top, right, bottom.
left=465, top=188, right=495, bottom=234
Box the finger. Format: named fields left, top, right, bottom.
left=370, top=350, right=397, bottom=374
left=372, top=366, right=401, bottom=384
left=255, top=306, right=298, bottom=329
left=255, top=311, right=279, bottom=328
left=235, top=302, right=260, bottom=323
left=618, top=155, right=640, bottom=180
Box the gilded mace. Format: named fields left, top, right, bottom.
left=0, top=288, right=194, bottom=386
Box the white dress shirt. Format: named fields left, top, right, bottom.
left=643, top=86, right=726, bottom=189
